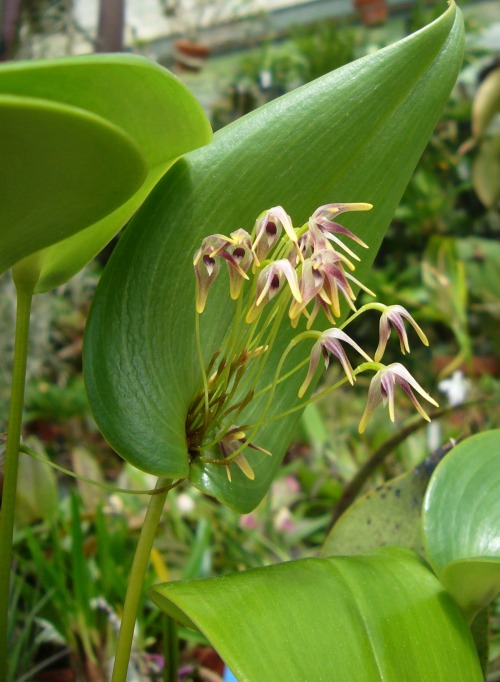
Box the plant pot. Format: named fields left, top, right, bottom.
left=173, top=39, right=211, bottom=72
left=433, top=354, right=500, bottom=377
left=354, top=0, right=388, bottom=26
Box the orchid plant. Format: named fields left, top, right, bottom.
left=187, top=200, right=437, bottom=484
left=1, top=3, right=500, bottom=681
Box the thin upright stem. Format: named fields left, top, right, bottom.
left=111, top=477, right=171, bottom=682
left=0, top=288, right=33, bottom=681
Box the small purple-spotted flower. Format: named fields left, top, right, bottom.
left=246, top=259, right=302, bottom=323
left=374, top=305, right=429, bottom=362
left=358, top=363, right=439, bottom=433
left=193, top=234, right=232, bottom=313
left=193, top=233, right=253, bottom=313
left=289, top=250, right=358, bottom=328
left=219, top=426, right=271, bottom=481
left=298, top=329, right=372, bottom=398
left=226, top=229, right=258, bottom=300
left=252, top=206, right=297, bottom=263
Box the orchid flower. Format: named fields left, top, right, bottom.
left=289, top=250, right=358, bottom=328
left=359, top=363, right=439, bottom=433
left=298, top=329, right=373, bottom=397
left=252, top=206, right=297, bottom=263
left=311, top=203, right=371, bottom=261
left=218, top=426, right=271, bottom=482
left=374, top=304, right=429, bottom=362
left=246, top=259, right=302, bottom=323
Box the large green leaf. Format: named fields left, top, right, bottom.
left=0, top=54, right=212, bottom=292
left=84, top=5, right=464, bottom=511
left=151, top=547, right=482, bottom=681
left=0, top=94, right=146, bottom=280
left=423, top=430, right=500, bottom=622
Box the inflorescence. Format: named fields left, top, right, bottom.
left=187, top=203, right=438, bottom=481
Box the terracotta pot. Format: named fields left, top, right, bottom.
left=173, top=39, right=211, bottom=72
left=433, top=355, right=500, bottom=377
left=354, top=0, right=388, bottom=26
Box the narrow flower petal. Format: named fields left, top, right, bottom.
left=224, top=229, right=255, bottom=299
left=298, top=342, right=323, bottom=398
left=233, top=453, right=255, bottom=480
left=218, top=425, right=266, bottom=481
left=312, top=202, right=372, bottom=247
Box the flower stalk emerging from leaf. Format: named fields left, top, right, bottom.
left=189, top=203, right=437, bottom=480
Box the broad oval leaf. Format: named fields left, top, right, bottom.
left=322, top=447, right=447, bottom=557
left=423, top=429, right=500, bottom=621
left=0, top=54, right=212, bottom=292
left=84, top=4, right=464, bottom=511
left=0, top=94, right=146, bottom=276
left=151, top=547, right=482, bottom=681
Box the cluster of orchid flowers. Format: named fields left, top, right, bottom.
left=189, top=203, right=438, bottom=481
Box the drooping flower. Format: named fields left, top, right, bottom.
left=358, top=362, right=439, bottom=433
left=193, top=231, right=258, bottom=312
left=252, top=206, right=297, bottom=263
left=289, top=250, right=362, bottom=328
left=374, top=304, right=429, bottom=362
left=311, top=203, right=371, bottom=260
left=218, top=426, right=271, bottom=481
left=226, top=229, right=258, bottom=299
left=298, top=329, right=373, bottom=397
left=246, top=259, right=302, bottom=323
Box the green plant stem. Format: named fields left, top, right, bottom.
left=0, top=288, right=33, bottom=681
left=112, top=476, right=171, bottom=682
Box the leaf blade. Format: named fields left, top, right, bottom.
left=0, top=54, right=212, bottom=291
left=423, top=429, right=500, bottom=619
left=151, top=548, right=482, bottom=681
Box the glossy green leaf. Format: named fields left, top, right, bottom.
left=423, top=430, right=500, bottom=621
left=0, top=54, right=212, bottom=292
left=84, top=5, right=464, bottom=511
left=0, top=94, right=146, bottom=279
left=322, top=448, right=445, bottom=557
left=151, top=547, right=482, bottom=681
